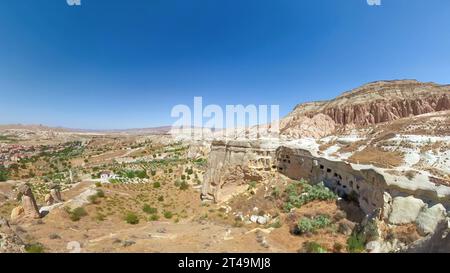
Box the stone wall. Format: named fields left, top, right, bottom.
left=201, top=139, right=278, bottom=202
left=202, top=140, right=450, bottom=215
left=276, top=146, right=387, bottom=214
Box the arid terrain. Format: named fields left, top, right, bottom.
left=1, top=80, right=449, bottom=253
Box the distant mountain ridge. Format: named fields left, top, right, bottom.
left=288, top=79, right=450, bottom=126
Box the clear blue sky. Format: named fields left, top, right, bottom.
left=1, top=0, right=449, bottom=129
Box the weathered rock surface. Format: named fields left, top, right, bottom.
left=280, top=113, right=336, bottom=139
left=405, top=219, right=450, bottom=253
left=287, top=80, right=450, bottom=126
left=10, top=184, right=41, bottom=221
left=201, top=140, right=277, bottom=202
left=388, top=196, right=426, bottom=225
left=415, top=204, right=447, bottom=235
left=45, top=183, right=63, bottom=205
left=0, top=218, right=25, bottom=253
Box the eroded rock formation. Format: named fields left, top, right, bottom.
left=202, top=140, right=450, bottom=243
left=201, top=139, right=278, bottom=202
left=10, top=184, right=40, bottom=221
left=280, top=113, right=336, bottom=139
left=286, top=80, right=450, bottom=127
left=44, top=183, right=63, bottom=205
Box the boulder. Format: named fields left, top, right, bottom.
left=388, top=196, right=425, bottom=225
left=250, top=215, right=259, bottom=223
left=415, top=204, right=447, bottom=236
left=365, top=241, right=381, bottom=253
left=256, top=216, right=268, bottom=225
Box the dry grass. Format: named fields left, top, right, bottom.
left=420, top=141, right=446, bottom=153
left=348, top=146, right=404, bottom=168
left=337, top=140, right=367, bottom=154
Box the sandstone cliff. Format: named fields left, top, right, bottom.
left=286, top=80, right=450, bottom=127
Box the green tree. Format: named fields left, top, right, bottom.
left=0, top=166, right=9, bottom=182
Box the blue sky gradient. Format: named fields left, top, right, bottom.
left=1, top=0, right=449, bottom=129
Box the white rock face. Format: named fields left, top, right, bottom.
left=366, top=241, right=381, bottom=253
left=415, top=204, right=447, bottom=235
left=256, top=216, right=268, bottom=225
left=250, top=215, right=269, bottom=225
left=388, top=196, right=426, bottom=225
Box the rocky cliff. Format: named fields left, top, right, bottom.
left=287, top=80, right=450, bottom=127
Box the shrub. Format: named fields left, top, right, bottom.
left=124, top=212, right=139, bottom=225
left=96, top=189, right=105, bottom=198
left=68, top=207, right=88, bottom=221
left=272, top=187, right=281, bottom=198
left=149, top=214, right=160, bottom=221
left=347, top=233, right=365, bottom=253
left=179, top=181, right=189, bottom=190
left=0, top=166, right=9, bottom=182
left=270, top=220, right=282, bottom=229
left=88, top=194, right=99, bottom=204
left=95, top=213, right=106, bottom=221
left=25, top=243, right=45, bottom=253
left=284, top=180, right=336, bottom=211
left=163, top=211, right=173, bottom=219
left=158, top=196, right=164, bottom=202
left=296, top=215, right=331, bottom=234
left=247, top=181, right=257, bottom=190
left=142, top=204, right=157, bottom=214
left=153, top=182, right=161, bottom=188
left=303, top=241, right=327, bottom=253
left=95, top=182, right=102, bottom=188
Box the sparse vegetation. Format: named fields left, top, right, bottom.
left=303, top=241, right=327, bottom=253
left=283, top=180, right=337, bottom=212
left=296, top=215, right=332, bottom=234
left=179, top=181, right=189, bottom=190
left=124, top=212, right=139, bottom=224
left=0, top=165, right=9, bottom=182
left=66, top=207, right=88, bottom=221
left=347, top=233, right=365, bottom=253
left=142, top=204, right=157, bottom=214
left=25, top=243, right=45, bottom=253
left=163, top=211, right=173, bottom=219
